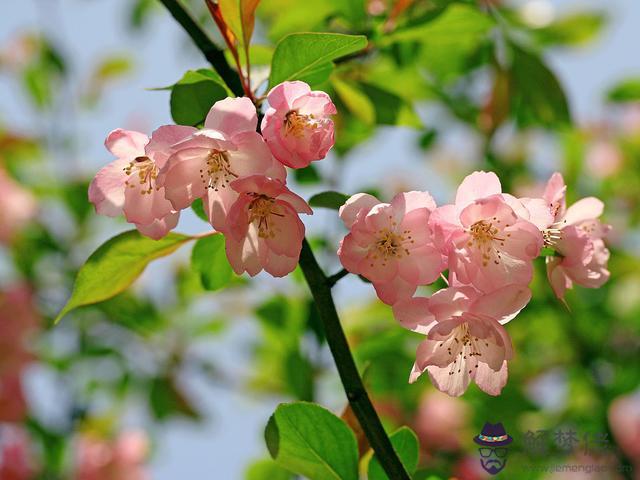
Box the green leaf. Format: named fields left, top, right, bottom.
left=269, top=33, right=368, bottom=88
left=368, top=427, right=419, bottom=480
left=191, top=198, right=209, bottom=222
left=606, top=77, right=640, bottom=103
left=293, top=164, right=322, bottom=184
left=332, top=0, right=366, bottom=28
left=383, top=5, right=493, bottom=82
left=533, top=12, right=606, bottom=47
left=331, top=77, right=375, bottom=125
left=245, top=459, right=293, bottom=480
left=384, top=5, right=492, bottom=45
left=170, top=69, right=231, bottom=126
left=94, top=55, right=134, bottom=80
left=55, top=230, right=191, bottom=323
left=226, top=45, right=275, bottom=68
left=265, top=402, right=359, bottom=480
left=284, top=350, right=314, bottom=401
left=308, top=191, right=350, bottom=210
left=149, top=376, right=200, bottom=421
left=510, top=45, right=571, bottom=128
left=359, top=83, right=422, bottom=127
left=191, top=234, right=233, bottom=291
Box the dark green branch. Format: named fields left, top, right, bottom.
left=299, top=239, right=410, bottom=480
left=158, top=0, right=244, bottom=96
left=159, top=2, right=408, bottom=476
left=327, top=268, right=349, bottom=287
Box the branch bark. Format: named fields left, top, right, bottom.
left=158, top=0, right=244, bottom=96
left=298, top=239, right=410, bottom=479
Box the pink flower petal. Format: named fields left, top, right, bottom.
left=455, top=171, right=502, bottom=210
left=88, top=158, right=129, bottom=217
left=391, top=191, right=437, bottom=214
left=339, top=193, right=380, bottom=229
left=265, top=81, right=311, bottom=111
left=135, top=212, right=179, bottom=240
left=562, top=197, right=604, bottom=225
left=204, top=97, right=257, bottom=137
left=470, top=284, right=532, bottom=324
left=104, top=129, right=148, bottom=158
left=392, top=297, right=435, bottom=334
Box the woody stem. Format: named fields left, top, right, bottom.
left=298, top=239, right=410, bottom=479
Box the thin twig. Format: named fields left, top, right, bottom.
left=327, top=268, right=349, bottom=288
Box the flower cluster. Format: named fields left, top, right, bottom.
left=339, top=171, right=611, bottom=396
left=89, top=81, right=335, bottom=277
left=90, top=82, right=611, bottom=398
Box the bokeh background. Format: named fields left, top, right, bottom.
left=1, top=0, right=639, bottom=478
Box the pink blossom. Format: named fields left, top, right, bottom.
left=393, top=284, right=531, bottom=396
left=0, top=168, right=37, bottom=245
left=337, top=191, right=445, bottom=305
left=429, top=172, right=543, bottom=293
left=159, top=97, right=285, bottom=231
left=89, top=125, right=196, bottom=239
left=224, top=175, right=312, bottom=277
left=0, top=285, right=39, bottom=376
left=608, top=392, right=640, bottom=462
left=261, top=81, right=336, bottom=168
left=75, top=431, right=149, bottom=480
left=0, top=426, right=35, bottom=480
left=541, top=173, right=611, bottom=299
left=585, top=140, right=623, bottom=179
left=413, top=390, right=470, bottom=452
left=0, top=372, right=28, bottom=423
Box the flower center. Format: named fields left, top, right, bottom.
left=247, top=194, right=283, bottom=239
left=466, top=219, right=510, bottom=267
left=366, top=224, right=414, bottom=268
left=199, top=150, right=237, bottom=191
left=284, top=110, right=317, bottom=138
left=124, top=156, right=158, bottom=195
left=543, top=227, right=562, bottom=247
left=437, top=322, right=488, bottom=376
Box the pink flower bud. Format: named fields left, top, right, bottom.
left=261, top=81, right=336, bottom=168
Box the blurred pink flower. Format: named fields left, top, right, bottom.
left=261, top=81, right=336, bottom=168
left=413, top=390, right=470, bottom=452
left=0, top=372, right=28, bottom=423
left=160, top=97, right=285, bottom=230
left=337, top=191, right=445, bottom=305
left=0, top=168, right=37, bottom=245
left=608, top=391, right=640, bottom=462
left=542, top=173, right=611, bottom=299
left=89, top=125, right=196, bottom=239
left=0, top=425, right=35, bottom=480
left=453, top=455, right=489, bottom=480
left=75, top=431, right=149, bottom=480
left=585, top=140, right=623, bottom=179
left=622, top=103, right=640, bottom=136
left=225, top=175, right=312, bottom=277
left=429, top=171, right=543, bottom=293
left=0, top=285, right=39, bottom=375
left=393, top=284, right=530, bottom=396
